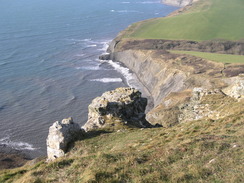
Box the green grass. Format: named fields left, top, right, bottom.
left=0, top=93, right=243, bottom=183
left=170, top=50, right=244, bottom=63
left=127, top=0, right=244, bottom=41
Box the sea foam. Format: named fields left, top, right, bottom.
left=90, top=78, right=123, bottom=83
left=0, top=136, right=37, bottom=151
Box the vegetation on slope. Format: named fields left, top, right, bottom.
left=1, top=1, right=243, bottom=182
left=126, top=0, right=244, bottom=41
left=170, top=50, right=244, bottom=63
left=1, top=94, right=243, bottom=183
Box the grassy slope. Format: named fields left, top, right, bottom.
left=128, top=0, right=244, bottom=41
left=170, top=50, right=244, bottom=63
left=1, top=94, right=243, bottom=183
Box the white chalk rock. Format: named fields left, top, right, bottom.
left=46, top=117, right=83, bottom=161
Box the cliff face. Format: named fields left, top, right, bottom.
left=109, top=41, right=229, bottom=106
left=109, top=49, right=187, bottom=106
left=162, top=0, right=199, bottom=7
left=108, top=39, right=244, bottom=126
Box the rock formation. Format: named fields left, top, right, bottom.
left=178, top=88, right=223, bottom=122
left=222, top=76, right=244, bottom=100
left=46, top=88, right=155, bottom=160
left=82, top=87, right=153, bottom=131
left=147, top=86, right=244, bottom=127
left=46, top=76, right=243, bottom=160
left=108, top=35, right=244, bottom=128
left=46, top=117, right=83, bottom=161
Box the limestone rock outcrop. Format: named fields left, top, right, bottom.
left=47, top=117, right=83, bottom=161
left=146, top=86, right=244, bottom=127
left=222, top=76, right=244, bottom=100
left=178, top=88, right=223, bottom=122
left=82, top=87, right=152, bottom=131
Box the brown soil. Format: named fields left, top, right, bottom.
left=0, top=153, right=29, bottom=170
left=115, top=39, right=244, bottom=55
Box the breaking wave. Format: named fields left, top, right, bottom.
left=90, top=78, right=123, bottom=83
left=0, top=135, right=37, bottom=151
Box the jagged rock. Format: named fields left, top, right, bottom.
left=82, top=87, right=152, bottom=131
left=222, top=76, right=244, bottom=100
left=46, top=117, right=83, bottom=161
left=178, top=88, right=223, bottom=122
left=99, top=54, right=110, bottom=60
left=146, top=87, right=239, bottom=127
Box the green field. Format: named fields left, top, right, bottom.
left=127, top=0, right=244, bottom=41
left=171, top=50, right=244, bottom=63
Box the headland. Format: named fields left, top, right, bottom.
left=1, top=0, right=243, bottom=182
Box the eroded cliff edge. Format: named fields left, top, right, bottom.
left=106, top=38, right=244, bottom=127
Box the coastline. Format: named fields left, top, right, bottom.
left=0, top=146, right=31, bottom=170
left=107, top=39, right=244, bottom=115
left=1, top=0, right=244, bottom=181
left=0, top=1, right=180, bottom=170
left=6, top=0, right=243, bottom=170
left=106, top=0, right=244, bottom=126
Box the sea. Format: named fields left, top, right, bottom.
left=0, top=0, right=178, bottom=158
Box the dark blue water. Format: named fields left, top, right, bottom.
left=0, top=0, right=177, bottom=157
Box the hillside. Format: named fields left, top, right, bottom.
left=1, top=99, right=243, bottom=182
left=124, top=0, right=244, bottom=41
left=0, top=0, right=243, bottom=182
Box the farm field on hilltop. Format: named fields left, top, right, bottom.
left=126, top=0, right=244, bottom=41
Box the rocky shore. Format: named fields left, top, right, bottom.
left=0, top=149, right=30, bottom=170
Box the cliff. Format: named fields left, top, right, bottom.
left=1, top=0, right=243, bottom=182
left=1, top=47, right=243, bottom=183
left=107, top=40, right=244, bottom=127
left=1, top=92, right=243, bottom=182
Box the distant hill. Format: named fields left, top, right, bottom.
left=126, top=0, right=244, bottom=41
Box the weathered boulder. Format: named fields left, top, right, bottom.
left=222, top=76, right=244, bottom=100
left=82, top=87, right=152, bottom=131
left=46, top=117, right=83, bottom=161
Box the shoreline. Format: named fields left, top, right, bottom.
left=0, top=1, right=183, bottom=170
left=0, top=146, right=32, bottom=170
